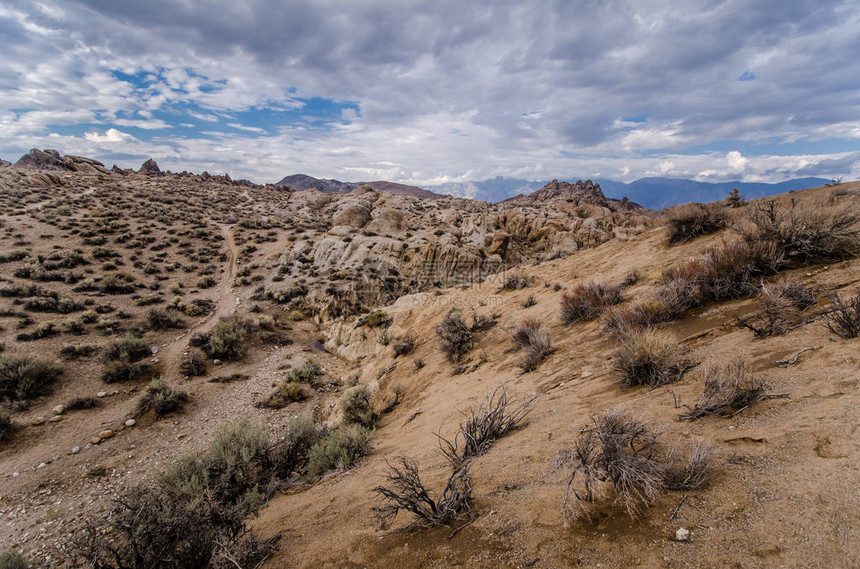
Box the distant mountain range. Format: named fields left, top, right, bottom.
left=427, top=176, right=832, bottom=208
left=275, top=173, right=833, bottom=209
left=275, top=174, right=445, bottom=199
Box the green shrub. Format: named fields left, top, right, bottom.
left=307, top=426, right=373, bottom=477
left=205, top=316, right=251, bottom=361
left=340, top=385, right=376, bottom=429
left=147, top=307, right=185, bottom=330
left=0, top=355, right=61, bottom=402
left=136, top=378, right=189, bottom=418
left=105, top=335, right=150, bottom=363
left=364, top=310, right=392, bottom=328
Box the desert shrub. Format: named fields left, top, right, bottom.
left=436, top=310, right=473, bottom=362
left=268, top=416, right=326, bottom=477
left=555, top=410, right=714, bottom=521
left=260, top=380, right=306, bottom=409
left=0, top=410, right=13, bottom=443
left=391, top=334, right=416, bottom=357
left=468, top=310, right=500, bottom=332
left=665, top=203, right=728, bottom=244
left=662, top=438, right=716, bottom=491
left=560, top=281, right=623, bottom=324
left=285, top=360, right=321, bottom=385
left=655, top=239, right=783, bottom=316
left=612, top=329, right=694, bottom=387
left=105, top=335, right=150, bottom=362
left=679, top=360, right=767, bottom=420
left=521, top=295, right=537, bottom=308
left=197, top=275, right=217, bottom=288
left=262, top=284, right=308, bottom=304
left=189, top=331, right=211, bottom=347
left=738, top=281, right=815, bottom=337
left=99, top=272, right=136, bottom=294
left=147, top=307, right=185, bottom=330
left=65, top=396, right=100, bottom=411
left=364, top=310, right=392, bottom=328
left=510, top=319, right=552, bottom=371
left=822, top=291, right=860, bottom=339
left=180, top=350, right=207, bottom=377
left=0, top=551, right=29, bottom=569
left=102, top=359, right=150, bottom=384
left=497, top=274, right=531, bottom=292
left=205, top=315, right=252, bottom=361
left=726, top=188, right=745, bottom=208
left=306, top=426, right=374, bottom=477
left=340, top=384, right=376, bottom=429
left=600, top=299, right=675, bottom=337
left=0, top=355, right=61, bottom=402
left=745, top=198, right=860, bottom=263
left=136, top=378, right=189, bottom=418
left=374, top=457, right=472, bottom=530
left=438, top=384, right=535, bottom=467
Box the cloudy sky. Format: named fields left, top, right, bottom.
left=1, top=0, right=859, bottom=188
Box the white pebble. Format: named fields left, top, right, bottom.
left=675, top=527, right=691, bottom=541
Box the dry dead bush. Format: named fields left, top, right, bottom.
left=822, top=291, right=860, bottom=339
left=679, top=360, right=768, bottom=420
left=666, top=203, right=728, bottom=244
left=511, top=319, right=552, bottom=371
left=745, top=198, right=860, bottom=263
left=437, top=384, right=535, bottom=467
left=373, top=457, right=472, bottom=530
left=612, top=329, right=695, bottom=387
left=555, top=409, right=714, bottom=521
left=600, top=299, right=675, bottom=337
left=435, top=310, right=473, bottom=362
left=391, top=334, right=416, bottom=357
left=560, top=281, right=624, bottom=324
left=738, top=280, right=815, bottom=337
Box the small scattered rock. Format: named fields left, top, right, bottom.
left=52, top=405, right=65, bottom=415
left=125, top=419, right=136, bottom=428
left=98, top=430, right=114, bottom=440
left=213, top=359, right=221, bottom=365
left=96, top=391, right=107, bottom=398
left=71, top=446, right=81, bottom=455
left=37, top=462, right=47, bottom=469
left=90, top=436, right=102, bottom=445
left=48, top=415, right=63, bottom=423
left=675, top=527, right=691, bottom=542
left=83, top=443, right=92, bottom=451
left=31, top=416, right=46, bottom=426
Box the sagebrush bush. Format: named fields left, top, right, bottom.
left=136, top=377, right=189, bottom=418
left=822, top=291, right=860, bottom=339
left=0, top=551, right=29, bottom=569
left=374, top=457, right=472, bottom=530
left=340, top=384, right=376, bottom=429
left=0, top=409, right=13, bottom=443
left=744, top=198, right=860, bottom=263
left=510, top=319, right=552, bottom=372
left=612, top=329, right=694, bottom=387
left=738, top=281, right=815, bottom=337
left=179, top=350, right=207, bottom=377
left=436, top=310, right=473, bottom=362
left=679, top=360, right=767, bottom=420
left=391, top=334, right=416, bottom=357
left=438, top=384, right=534, bottom=467
left=105, top=335, right=150, bottom=363
left=560, top=281, right=623, bottom=324
left=0, top=355, right=61, bottom=402
left=147, top=307, right=185, bottom=330
left=665, top=203, right=728, bottom=244
left=205, top=315, right=252, bottom=361
left=555, top=409, right=714, bottom=521
left=306, top=426, right=373, bottom=477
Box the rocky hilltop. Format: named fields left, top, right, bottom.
left=276, top=173, right=445, bottom=199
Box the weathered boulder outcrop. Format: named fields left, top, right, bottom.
left=138, top=158, right=163, bottom=176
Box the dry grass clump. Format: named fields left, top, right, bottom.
left=612, top=329, right=695, bottom=387
left=135, top=377, right=190, bottom=418
left=744, top=198, right=860, bottom=263
left=510, top=319, right=552, bottom=371
left=666, top=203, right=728, bottom=244
left=822, top=291, right=860, bottom=339
left=555, top=409, right=714, bottom=521
left=0, top=355, right=61, bottom=402
left=738, top=280, right=815, bottom=337
left=679, top=360, right=767, bottom=420
left=437, top=384, right=535, bottom=467
left=560, top=281, right=624, bottom=324
left=373, top=457, right=472, bottom=530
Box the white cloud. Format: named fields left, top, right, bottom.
left=84, top=128, right=136, bottom=144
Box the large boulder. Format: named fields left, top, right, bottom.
left=332, top=203, right=371, bottom=229
left=15, top=149, right=74, bottom=171
left=138, top=158, right=162, bottom=176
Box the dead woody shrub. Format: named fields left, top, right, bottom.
left=678, top=359, right=769, bottom=421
